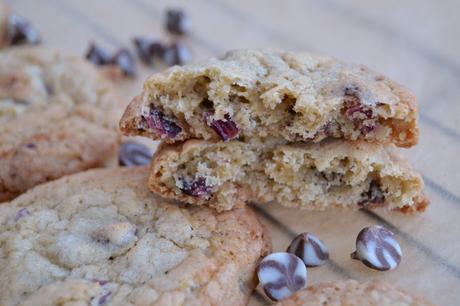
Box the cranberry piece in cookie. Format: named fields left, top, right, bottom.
left=144, top=106, right=182, bottom=139
left=205, top=113, right=240, bottom=141
left=179, top=177, right=213, bottom=199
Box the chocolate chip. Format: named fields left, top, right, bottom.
left=144, top=106, right=182, bottom=138
left=118, top=141, right=152, bottom=167
left=14, top=207, right=30, bottom=222
left=204, top=113, right=240, bottom=141
left=287, top=232, right=329, bottom=267
left=179, top=177, right=213, bottom=199
left=24, top=143, right=37, bottom=149
left=257, top=252, right=307, bottom=301
left=98, top=291, right=112, bottom=305
left=163, top=42, right=191, bottom=66
left=165, top=9, right=190, bottom=35
left=8, top=14, right=41, bottom=46
left=359, top=181, right=385, bottom=208
left=351, top=225, right=402, bottom=271
left=111, top=48, right=136, bottom=76
left=133, top=37, right=165, bottom=64
left=85, top=42, right=112, bottom=66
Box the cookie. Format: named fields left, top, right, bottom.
left=149, top=138, right=428, bottom=212
left=0, top=166, right=271, bottom=306
left=120, top=49, right=419, bottom=147
left=275, top=280, right=434, bottom=306
left=0, top=47, right=123, bottom=201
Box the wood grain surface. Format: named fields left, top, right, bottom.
left=6, top=0, right=460, bottom=305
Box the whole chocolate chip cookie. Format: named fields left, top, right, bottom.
left=120, top=49, right=419, bottom=147
left=148, top=138, right=428, bottom=212
left=0, top=166, right=271, bottom=306
left=0, top=47, right=124, bottom=201
left=275, top=280, right=434, bottom=306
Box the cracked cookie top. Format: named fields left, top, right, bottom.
left=0, top=167, right=270, bottom=306
left=121, top=49, right=419, bottom=147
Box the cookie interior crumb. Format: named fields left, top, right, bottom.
left=150, top=138, right=427, bottom=212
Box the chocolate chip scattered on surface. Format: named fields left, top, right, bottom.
left=85, top=43, right=136, bottom=76
left=133, top=37, right=165, bottom=64
left=165, top=9, right=190, bottom=35
left=287, top=232, right=329, bottom=267
left=8, top=14, right=41, bottom=46
left=118, top=141, right=153, bottom=167
left=257, top=252, right=308, bottom=301
left=163, top=42, right=191, bottom=66
left=111, top=48, right=136, bottom=76
left=351, top=225, right=402, bottom=271
left=85, top=42, right=112, bottom=66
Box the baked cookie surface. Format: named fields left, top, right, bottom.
left=0, top=47, right=123, bottom=201
left=275, top=280, right=434, bottom=306
left=149, top=138, right=427, bottom=212
left=0, top=166, right=271, bottom=306
left=120, top=49, right=419, bottom=147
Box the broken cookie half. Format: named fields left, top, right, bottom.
left=148, top=138, right=428, bottom=212
left=120, top=49, right=419, bottom=147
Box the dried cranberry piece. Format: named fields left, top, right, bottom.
left=345, top=104, right=374, bottom=119
left=179, top=177, right=213, bottom=199
left=144, top=106, right=182, bottom=138
left=204, top=113, right=240, bottom=141
left=359, top=181, right=385, bottom=208
left=343, top=85, right=374, bottom=119
left=360, top=123, right=376, bottom=134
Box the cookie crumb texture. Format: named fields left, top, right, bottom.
left=150, top=139, right=427, bottom=212
left=120, top=49, right=419, bottom=147
left=0, top=167, right=270, bottom=306
left=0, top=47, right=123, bottom=201
left=275, top=280, right=435, bottom=306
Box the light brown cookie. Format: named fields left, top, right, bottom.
left=120, top=49, right=419, bottom=147
left=275, top=280, right=435, bottom=306
left=0, top=166, right=271, bottom=306
left=149, top=138, right=428, bottom=212
left=0, top=47, right=124, bottom=201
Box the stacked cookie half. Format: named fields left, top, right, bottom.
left=120, top=49, right=428, bottom=212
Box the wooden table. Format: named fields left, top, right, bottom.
left=7, top=0, right=460, bottom=305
